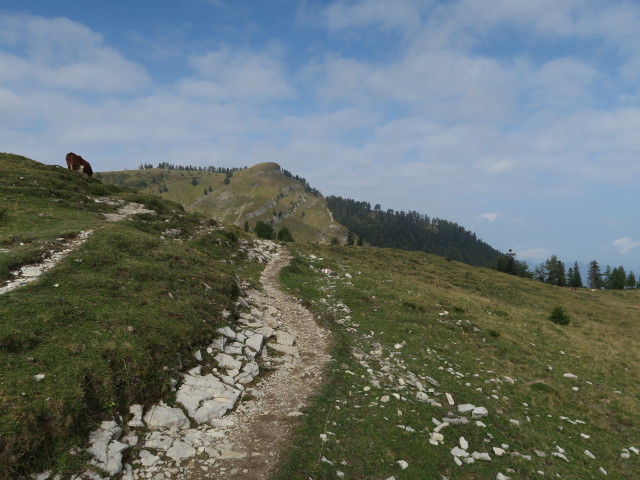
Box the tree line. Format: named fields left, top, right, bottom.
left=139, top=163, right=247, bottom=174
left=496, top=251, right=638, bottom=290
left=325, top=196, right=502, bottom=267
left=281, top=169, right=321, bottom=196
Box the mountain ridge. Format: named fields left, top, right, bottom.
left=97, top=162, right=348, bottom=244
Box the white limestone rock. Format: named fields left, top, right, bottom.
left=224, top=342, right=244, bottom=355
left=176, top=373, right=241, bottom=424
left=472, top=406, right=489, bottom=418
left=215, top=353, right=243, bottom=371
left=138, top=450, right=161, bottom=467
left=143, top=402, right=190, bottom=430
left=166, top=440, right=196, bottom=461
left=245, top=333, right=264, bottom=352
left=458, top=404, right=476, bottom=414
left=128, top=404, right=145, bottom=428
left=416, top=392, right=429, bottom=402
left=472, top=451, right=492, bottom=461
left=493, top=447, right=506, bottom=456
left=451, top=446, right=469, bottom=458
left=209, top=337, right=226, bottom=351
left=86, top=421, right=129, bottom=477
left=144, top=432, right=175, bottom=451
left=217, top=326, right=236, bottom=339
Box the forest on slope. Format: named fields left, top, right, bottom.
left=326, top=196, right=502, bottom=267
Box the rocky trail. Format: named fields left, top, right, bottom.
left=27, top=240, right=330, bottom=480
left=0, top=230, right=94, bottom=296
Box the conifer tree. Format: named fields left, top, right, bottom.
left=588, top=260, right=603, bottom=289
left=347, top=231, right=354, bottom=246
left=610, top=266, right=626, bottom=290
left=626, top=271, right=637, bottom=288
left=569, top=261, right=583, bottom=287
left=544, top=255, right=566, bottom=286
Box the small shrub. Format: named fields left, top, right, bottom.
left=255, top=221, right=275, bottom=240
left=0, top=207, right=8, bottom=224
left=549, top=306, right=570, bottom=325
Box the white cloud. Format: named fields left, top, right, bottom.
left=183, top=46, right=296, bottom=102
left=613, top=237, right=640, bottom=254
left=0, top=13, right=149, bottom=93
left=324, top=0, right=426, bottom=34
left=477, top=213, right=497, bottom=223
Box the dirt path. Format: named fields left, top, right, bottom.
left=186, top=246, right=331, bottom=480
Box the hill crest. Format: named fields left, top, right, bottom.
left=98, top=163, right=348, bottom=244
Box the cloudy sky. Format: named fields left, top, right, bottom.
left=1, top=0, right=639, bottom=273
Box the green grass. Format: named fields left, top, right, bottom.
left=97, top=163, right=349, bottom=244
left=273, top=244, right=640, bottom=480
left=0, top=154, right=263, bottom=478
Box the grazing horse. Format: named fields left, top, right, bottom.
left=66, top=152, right=93, bottom=176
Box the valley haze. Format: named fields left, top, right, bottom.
left=1, top=0, right=639, bottom=274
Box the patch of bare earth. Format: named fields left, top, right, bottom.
left=185, top=247, right=331, bottom=480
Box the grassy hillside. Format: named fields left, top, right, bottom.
left=274, top=244, right=640, bottom=479
left=0, top=154, right=262, bottom=478
left=3, top=153, right=639, bottom=480
left=97, top=163, right=348, bottom=244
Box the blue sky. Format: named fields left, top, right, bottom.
left=1, top=0, right=639, bottom=275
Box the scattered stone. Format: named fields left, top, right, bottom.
left=397, top=460, right=409, bottom=470
left=128, top=404, right=145, bottom=428
left=166, top=440, right=196, bottom=461
left=458, top=404, right=475, bottom=414
left=472, top=407, right=488, bottom=418
left=472, top=452, right=491, bottom=461
left=143, top=402, right=190, bottom=430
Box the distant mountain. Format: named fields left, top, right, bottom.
left=326, top=196, right=502, bottom=267
left=98, top=162, right=348, bottom=244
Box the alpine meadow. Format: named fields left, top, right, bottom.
left=1, top=153, right=638, bottom=480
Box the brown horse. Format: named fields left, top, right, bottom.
left=66, top=152, right=93, bottom=176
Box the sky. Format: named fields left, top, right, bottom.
left=1, top=0, right=639, bottom=275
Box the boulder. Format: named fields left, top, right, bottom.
left=166, top=440, right=196, bottom=461
left=128, top=404, right=145, bottom=428
left=143, top=402, right=190, bottom=430
left=472, top=407, right=488, bottom=418
left=245, top=333, right=264, bottom=352
left=176, top=373, right=241, bottom=424
left=144, top=432, right=175, bottom=451
left=215, top=353, right=243, bottom=371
